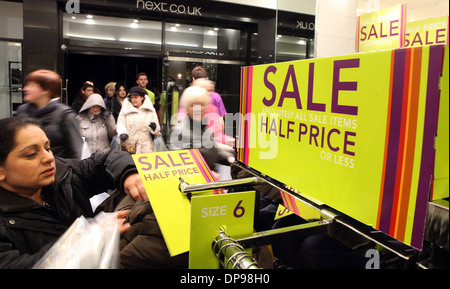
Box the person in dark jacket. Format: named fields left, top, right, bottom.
left=0, top=117, right=147, bottom=269
left=103, top=81, right=123, bottom=122
left=17, top=69, right=83, bottom=159
left=71, top=81, right=95, bottom=114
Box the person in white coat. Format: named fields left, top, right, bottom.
left=116, top=86, right=160, bottom=154
left=76, top=93, right=116, bottom=154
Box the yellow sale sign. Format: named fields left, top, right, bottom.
left=357, top=4, right=407, bottom=52
left=132, top=149, right=219, bottom=256
left=405, top=16, right=449, bottom=48
left=238, top=46, right=447, bottom=250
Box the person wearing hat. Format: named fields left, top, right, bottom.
left=76, top=93, right=117, bottom=155
left=116, top=86, right=160, bottom=154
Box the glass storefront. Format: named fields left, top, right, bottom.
left=62, top=11, right=255, bottom=115
left=0, top=1, right=23, bottom=118
left=63, top=13, right=162, bottom=51
left=1, top=0, right=316, bottom=118
left=0, top=41, right=22, bottom=118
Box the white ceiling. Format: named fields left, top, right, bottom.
left=357, top=0, right=449, bottom=22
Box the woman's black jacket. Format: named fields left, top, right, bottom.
left=0, top=150, right=137, bottom=268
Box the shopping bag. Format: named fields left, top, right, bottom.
left=32, top=212, right=120, bottom=269
left=111, top=135, right=120, bottom=151
left=154, top=135, right=167, bottom=152
left=81, top=137, right=91, bottom=159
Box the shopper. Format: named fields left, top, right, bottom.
left=178, top=66, right=227, bottom=120
left=168, top=85, right=234, bottom=172
left=77, top=93, right=116, bottom=154
left=103, top=81, right=122, bottom=122
left=192, top=78, right=235, bottom=148
left=115, top=81, right=127, bottom=105
left=135, top=72, right=155, bottom=105
left=17, top=69, right=83, bottom=159
left=71, top=81, right=95, bottom=114
left=116, top=86, right=160, bottom=154
left=0, top=117, right=147, bottom=268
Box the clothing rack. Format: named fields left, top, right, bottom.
left=179, top=161, right=448, bottom=269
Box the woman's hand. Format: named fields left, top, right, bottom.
left=123, top=173, right=148, bottom=201
left=116, top=210, right=131, bottom=235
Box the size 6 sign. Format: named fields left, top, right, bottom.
left=190, top=191, right=256, bottom=269
left=201, top=200, right=246, bottom=218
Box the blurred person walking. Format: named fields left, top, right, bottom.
left=17, top=69, right=83, bottom=159
left=168, top=86, right=234, bottom=173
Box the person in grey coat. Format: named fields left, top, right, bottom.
left=76, top=93, right=116, bottom=154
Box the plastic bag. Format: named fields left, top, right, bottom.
left=81, top=137, right=91, bottom=159
left=111, top=135, right=120, bottom=151
left=32, top=212, right=120, bottom=269
left=154, top=135, right=167, bottom=152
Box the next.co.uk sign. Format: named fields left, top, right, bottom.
left=136, top=0, right=203, bottom=16
left=66, top=0, right=203, bottom=16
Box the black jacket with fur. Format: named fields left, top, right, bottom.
left=0, top=150, right=137, bottom=268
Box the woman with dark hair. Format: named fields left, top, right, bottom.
left=115, top=82, right=128, bottom=105
left=17, top=69, right=83, bottom=159
left=0, top=117, right=147, bottom=268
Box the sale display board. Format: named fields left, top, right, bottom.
left=357, top=4, right=407, bottom=52
left=405, top=16, right=449, bottom=48
left=189, top=191, right=255, bottom=269
left=238, top=45, right=446, bottom=250
left=432, top=45, right=449, bottom=201
left=132, top=149, right=221, bottom=256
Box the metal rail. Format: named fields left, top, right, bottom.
left=212, top=229, right=261, bottom=269
left=179, top=161, right=421, bottom=266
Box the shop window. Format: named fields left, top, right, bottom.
left=165, top=22, right=245, bottom=58
left=0, top=41, right=22, bottom=118
left=276, top=35, right=306, bottom=62
left=63, top=13, right=162, bottom=51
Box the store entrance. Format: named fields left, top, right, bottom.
left=65, top=53, right=162, bottom=108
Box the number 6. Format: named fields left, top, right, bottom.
left=233, top=200, right=245, bottom=218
